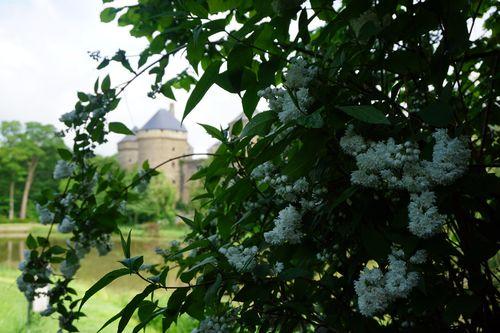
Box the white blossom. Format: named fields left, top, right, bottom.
left=285, top=57, right=317, bottom=89
left=339, top=125, right=367, bottom=155
left=59, top=110, right=77, bottom=124
left=59, top=259, right=79, bottom=279
left=251, top=161, right=274, bottom=180
left=96, top=234, right=113, bottom=256
left=264, top=205, right=303, bottom=245
left=408, top=191, right=446, bottom=238
left=384, top=253, right=420, bottom=298
left=355, top=248, right=423, bottom=317
left=36, top=203, right=54, bottom=225
left=219, top=245, right=258, bottom=272
left=272, top=262, right=284, bottom=275
left=58, top=216, right=76, bottom=233
left=423, top=129, right=470, bottom=185
left=191, top=315, right=232, bottom=333
left=409, top=249, right=428, bottom=264
left=341, top=127, right=469, bottom=239
left=354, top=267, right=390, bottom=317
left=53, top=160, right=76, bottom=180
left=340, top=127, right=469, bottom=193
left=60, top=193, right=74, bottom=207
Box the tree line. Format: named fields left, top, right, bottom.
left=0, top=121, right=65, bottom=222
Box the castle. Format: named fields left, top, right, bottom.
left=117, top=105, right=203, bottom=202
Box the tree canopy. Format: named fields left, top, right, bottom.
left=0, top=121, right=65, bottom=221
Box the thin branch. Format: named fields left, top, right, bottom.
left=122, top=153, right=217, bottom=193
left=115, top=44, right=187, bottom=97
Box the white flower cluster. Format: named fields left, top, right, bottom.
left=272, top=262, right=285, bottom=275
left=59, top=110, right=79, bottom=124
left=408, top=191, right=446, bottom=238
left=251, top=162, right=325, bottom=210
left=264, top=205, right=303, bottom=245
left=59, top=259, right=80, bottom=279
left=191, top=315, right=233, bottom=333
left=219, top=245, right=258, bottom=272
left=58, top=216, right=76, bottom=233
left=354, top=249, right=425, bottom=317
left=60, top=193, right=74, bottom=207
left=53, top=160, right=76, bottom=180
left=422, top=129, right=470, bottom=186
left=341, top=126, right=470, bottom=238
left=95, top=233, right=113, bottom=256
left=285, top=58, right=318, bottom=89
left=36, top=203, right=54, bottom=225
left=258, top=58, right=317, bottom=124
left=17, top=250, right=52, bottom=301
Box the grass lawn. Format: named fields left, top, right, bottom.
left=0, top=222, right=197, bottom=332
left=0, top=265, right=197, bottom=332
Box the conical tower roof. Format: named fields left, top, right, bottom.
left=141, top=108, right=186, bottom=132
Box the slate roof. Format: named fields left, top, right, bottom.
left=141, top=108, right=186, bottom=132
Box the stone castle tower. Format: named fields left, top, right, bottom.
left=117, top=105, right=203, bottom=202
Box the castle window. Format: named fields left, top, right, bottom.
left=172, top=162, right=175, bottom=167
left=172, top=147, right=175, bottom=151
left=172, top=180, right=176, bottom=184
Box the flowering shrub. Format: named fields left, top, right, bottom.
left=20, top=0, right=499, bottom=332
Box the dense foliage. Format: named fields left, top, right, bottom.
left=0, top=121, right=65, bottom=221
left=19, top=0, right=499, bottom=332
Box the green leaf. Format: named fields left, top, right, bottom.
left=204, top=273, right=222, bottom=304
left=199, top=124, right=225, bottom=141
left=137, top=300, right=156, bottom=322
left=242, top=87, right=259, bottom=119
left=183, top=61, right=221, bottom=120
left=159, top=266, right=169, bottom=286
left=241, top=111, right=276, bottom=137
left=298, top=9, right=310, bottom=43
left=97, top=58, right=110, bottom=70
left=417, top=100, right=454, bottom=127
left=77, top=92, right=89, bottom=102
left=79, top=268, right=131, bottom=312
left=338, top=105, right=390, bottom=124
left=100, top=7, right=119, bottom=23
left=119, top=229, right=132, bottom=258
left=160, top=84, right=176, bottom=100
left=119, top=255, right=144, bottom=271
left=184, top=0, right=208, bottom=18
left=101, top=75, right=111, bottom=92
left=117, top=285, right=159, bottom=333
left=109, top=122, right=134, bottom=135
left=26, top=234, right=37, bottom=250
left=57, top=148, right=73, bottom=161
left=231, top=118, right=243, bottom=136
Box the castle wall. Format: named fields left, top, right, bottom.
left=117, top=140, right=138, bottom=171
left=180, top=158, right=204, bottom=203
left=136, top=129, right=191, bottom=189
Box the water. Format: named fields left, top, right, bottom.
left=0, top=235, right=182, bottom=290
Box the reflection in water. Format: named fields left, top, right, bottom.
left=0, top=237, right=181, bottom=290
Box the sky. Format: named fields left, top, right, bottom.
left=0, top=0, right=245, bottom=155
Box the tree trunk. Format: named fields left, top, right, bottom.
left=8, top=180, right=15, bottom=221
left=19, top=156, right=39, bottom=219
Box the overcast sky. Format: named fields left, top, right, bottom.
left=0, top=0, right=246, bottom=155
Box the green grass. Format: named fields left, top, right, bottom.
left=0, top=265, right=197, bottom=332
